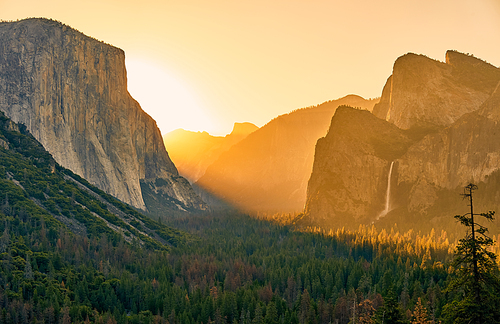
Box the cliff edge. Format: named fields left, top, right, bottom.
left=0, top=18, right=206, bottom=213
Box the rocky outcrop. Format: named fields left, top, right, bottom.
left=0, top=18, right=206, bottom=212
left=373, top=51, right=500, bottom=130
left=303, top=106, right=415, bottom=228
left=164, top=122, right=258, bottom=183
left=196, top=95, right=379, bottom=213
left=396, top=82, right=500, bottom=215
left=303, top=51, right=500, bottom=232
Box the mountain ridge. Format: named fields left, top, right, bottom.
left=195, top=95, right=379, bottom=213
left=372, top=50, right=500, bottom=130
left=163, top=122, right=258, bottom=183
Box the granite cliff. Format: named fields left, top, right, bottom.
left=196, top=95, right=379, bottom=213
left=0, top=18, right=206, bottom=213
left=303, top=51, right=500, bottom=233
left=303, top=106, right=416, bottom=228
left=394, top=83, right=500, bottom=222
left=373, top=51, right=500, bottom=130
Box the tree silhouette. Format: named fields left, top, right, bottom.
left=443, top=183, right=500, bottom=323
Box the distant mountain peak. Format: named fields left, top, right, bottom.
left=228, top=122, right=259, bottom=137
left=445, top=50, right=497, bottom=68
left=164, top=122, right=258, bottom=184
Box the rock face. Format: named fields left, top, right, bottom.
left=303, top=106, right=416, bottom=228
left=396, top=83, right=500, bottom=217
left=164, top=122, right=258, bottom=183
left=0, top=18, right=206, bottom=213
left=303, top=51, right=500, bottom=232
left=196, top=95, right=379, bottom=213
left=373, top=51, right=500, bottom=130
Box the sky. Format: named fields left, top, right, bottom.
left=1, top=0, right=500, bottom=135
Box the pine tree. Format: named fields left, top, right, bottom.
left=264, top=302, right=278, bottom=324
left=24, top=254, right=34, bottom=280
left=411, top=298, right=432, bottom=324
left=357, top=299, right=375, bottom=324
left=443, top=183, right=500, bottom=323
left=374, top=289, right=405, bottom=324
left=0, top=224, right=9, bottom=253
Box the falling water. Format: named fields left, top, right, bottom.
left=377, top=161, right=394, bottom=220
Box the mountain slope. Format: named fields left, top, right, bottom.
left=163, top=122, right=258, bottom=183
left=0, top=110, right=188, bottom=250
left=0, top=18, right=206, bottom=214
left=196, top=95, right=379, bottom=213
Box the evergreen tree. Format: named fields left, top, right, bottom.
left=0, top=224, right=8, bottom=253
left=264, top=302, right=278, bottom=324
left=411, top=298, right=431, bottom=324
left=24, top=254, right=34, bottom=280
left=443, top=183, right=500, bottom=323
left=374, top=289, right=405, bottom=324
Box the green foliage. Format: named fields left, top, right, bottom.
left=373, top=289, right=405, bottom=324
left=442, top=184, right=500, bottom=323
left=0, top=208, right=455, bottom=324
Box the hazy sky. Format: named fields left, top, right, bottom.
left=2, top=0, right=500, bottom=135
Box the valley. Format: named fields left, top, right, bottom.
left=0, top=17, right=500, bottom=323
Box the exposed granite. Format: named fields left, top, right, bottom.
left=0, top=18, right=206, bottom=212
left=373, top=51, right=500, bottom=130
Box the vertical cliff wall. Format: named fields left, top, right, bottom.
left=303, top=106, right=415, bottom=228
left=0, top=18, right=205, bottom=212
left=372, top=51, right=500, bottom=130
left=395, top=83, right=500, bottom=214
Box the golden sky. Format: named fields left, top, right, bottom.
left=1, top=0, right=500, bottom=135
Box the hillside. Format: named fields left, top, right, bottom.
left=196, top=95, right=379, bottom=213
left=0, top=110, right=188, bottom=250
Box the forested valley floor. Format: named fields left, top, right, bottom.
left=2, top=207, right=471, bottom=324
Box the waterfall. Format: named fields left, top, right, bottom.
left=377, top=161, right=394, bottom=220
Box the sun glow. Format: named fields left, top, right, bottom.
left=125, top=58, right=215, bottom=135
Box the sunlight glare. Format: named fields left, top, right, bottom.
left=125, top=58, right=215, bottom=135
